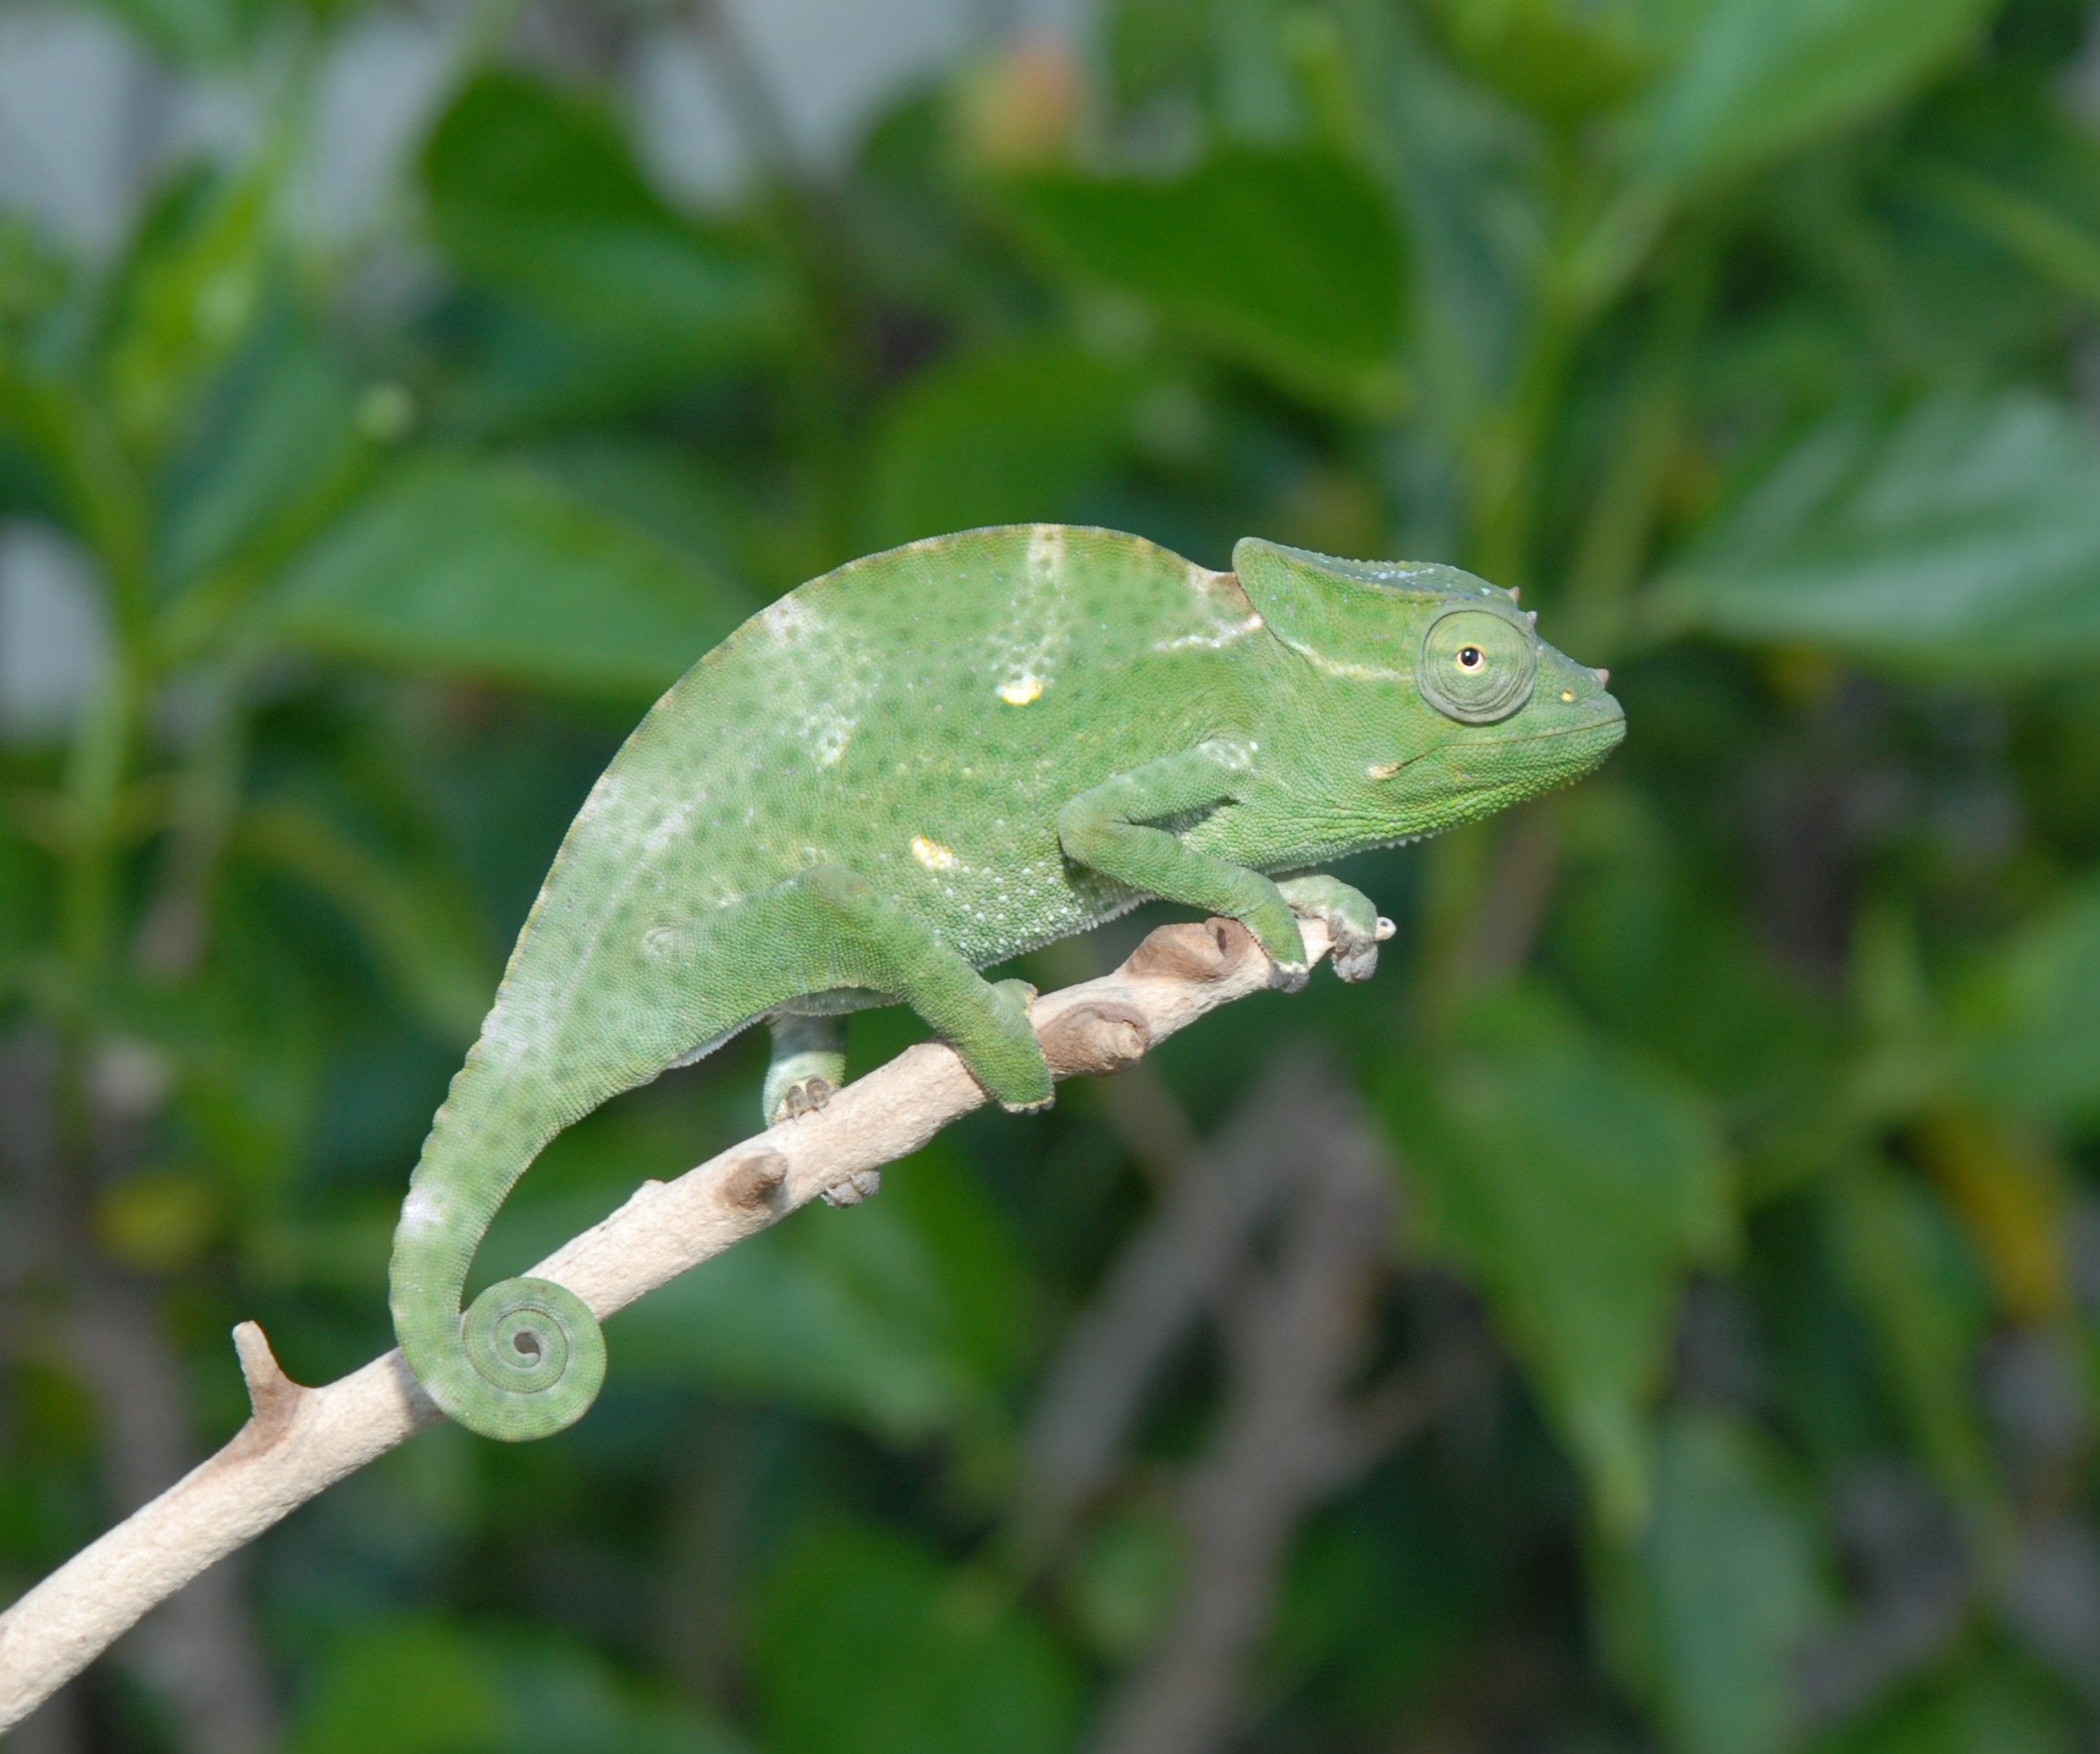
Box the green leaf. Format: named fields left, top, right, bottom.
left=998, top=148, right=1405, bottom=402
left=102, top=164, right=277, bottom=455
left=1602, top=1412, right=1828, bottom=1754
left=1813, top=1656, right=2078, bottom=1754
left=423, top=72, right=785, bottom=379
left=1653, top=391, right=2100, bottom=674
left=1824, top=1161, right=1993, bottom=1499
left=290, top=1618, right=504, bottom=1754
left=1635, top=0, right=1994, bottom=188
left=523, top=434, right=761, bottom=583
left=266, top=452, right=754, bottom=696
left=862, top=339, right=1146, bottom=549
left=240, top=800, right=493, bottom=1047
left=1426, top=0, right=1659, bottom=123
left=1383, top=988, right=1733, bottom=1531
left=757, top=1525, right=1081, bottom=1754
left=156, top=313, right=361, bottom=591
left=290, top=1617, right=747, bottom=1754
left=1958, top=879, right=2100, bottom=1126
left=1897, top=75, right=2100, bottom=315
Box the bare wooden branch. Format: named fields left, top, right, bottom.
left=1085, top=1061, right=1398, bottom=1754
left=0, top=914, right=1336, bottom=1732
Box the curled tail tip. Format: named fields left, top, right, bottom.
left=399, top=1275, right=607, bottom=1443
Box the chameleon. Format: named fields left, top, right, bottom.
left=390, top=525, right=1624, bottom=1441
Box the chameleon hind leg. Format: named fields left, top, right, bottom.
left=694, top=865, right=1053, bottom=1115
left=763, top=1011, right=847, bottom=1123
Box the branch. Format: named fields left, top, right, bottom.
left=0, top=913, right=1341, bottom=1731
left=1086, top=1062, right=1399, bottom=1754
left=1018, top=1058, right=1321, bottom=1537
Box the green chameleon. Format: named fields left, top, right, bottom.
left=390, top=526, right=1624, bottom=1440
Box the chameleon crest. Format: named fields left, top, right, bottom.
left=390, top=526, right=1623, bottom=1439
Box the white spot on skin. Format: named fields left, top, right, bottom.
left=477, top=988, right=545, bottom=1070
left=989, top=526, right=1072, bottom=703
left=912, top=835, right=958, bottom=871
left=640, top=795, right=703, bottom=858
left=573, top=773, right=623, bottom=823
left=1153, top=612, right=1265, bottom=653
left=1292, top=644, right=1407, bottom=683
left=399, top=1188, right=443, bottom=1231
left=757, top=591, right=872, bottom=767
left=760, top=595, right=808, bottom=636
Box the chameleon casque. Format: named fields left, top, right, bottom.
left=390, top=526, right=1625, bottom=1440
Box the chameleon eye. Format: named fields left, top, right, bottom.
left=1418, top=608, right=1536, bottom=724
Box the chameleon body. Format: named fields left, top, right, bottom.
left=390, top=526, right=1624, bottom=1439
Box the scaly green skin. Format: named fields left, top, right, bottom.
left=390, top=527, right=1624, bottom=1439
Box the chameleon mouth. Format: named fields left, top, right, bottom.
left=1367, top=697, right=1624, bottom=782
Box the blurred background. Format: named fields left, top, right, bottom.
left=5, top=0, right=2100, bottom=1749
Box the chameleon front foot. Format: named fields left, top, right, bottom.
left=1276, top=875, right=1390, bottom=982
left=821, top=1169, right=882, bottom=1206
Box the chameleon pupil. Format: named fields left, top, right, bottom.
left=1459, top=648, right=1482, bottom=667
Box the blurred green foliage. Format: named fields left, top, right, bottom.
left=4, top=0, right=2100, bottom=1750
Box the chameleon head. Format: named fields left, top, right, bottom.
left=1232, top=539, right=1626, bottom=840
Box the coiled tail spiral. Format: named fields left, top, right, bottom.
left=389, top=1066, right=608, bottom=1442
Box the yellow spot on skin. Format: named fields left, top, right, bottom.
left=1367, top=761, right=1403, bottom=781
left=998, top=675, right=1044, bottom=706
left=1560, top=689, right=1575, bottom=702
left=912, top=835, right=959, bottom=870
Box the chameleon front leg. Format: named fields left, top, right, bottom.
left=702, top=865, right=1053, bottom=1114
left=763, top=1010, right=847, bottom=1123
left=1057, top=739, right=1315, bottom=988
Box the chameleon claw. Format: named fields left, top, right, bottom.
left=773, top=1076, right=836, bottom=1123
left=821, top=1168, right=881, bottom=1207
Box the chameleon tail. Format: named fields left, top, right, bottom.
left=388, top=1059, right=607, bottom=1442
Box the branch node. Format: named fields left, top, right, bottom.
left=1041, top=999, right=1152, bottom=1075
left=1124, top=917, right=1255, bottom=984
left=723, top=1150, right=790, bottom=1212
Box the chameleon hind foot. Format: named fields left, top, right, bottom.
left=987, top=980, right=1054, bottom=1113
left=740, top=868, right=1054, bottom=1119
left=776, top=1076, right=835, bottom=1120
left=763, top=1010, right=848, bottom=1127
